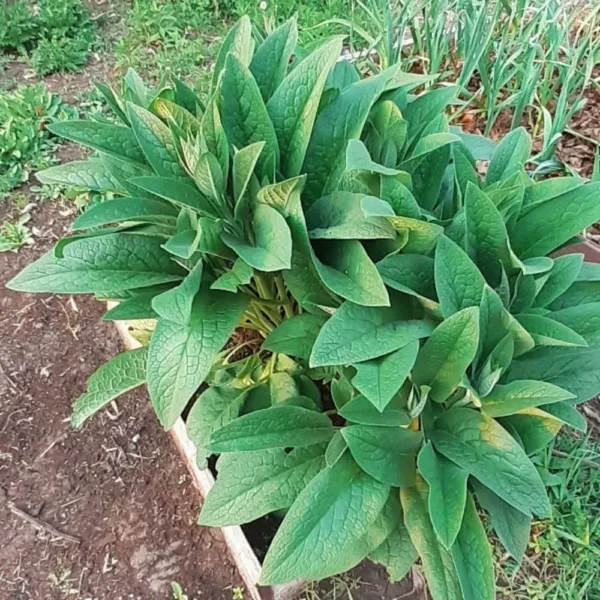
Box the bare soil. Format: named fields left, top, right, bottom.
left=457, top=81, right=600, bottom=180
left=0, top=201, right=243, bottom=599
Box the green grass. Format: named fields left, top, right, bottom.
left=497, top=431, right=600, bottom=600
left=115, top=0, right=222, bottom=86
left=335, top=0, right=599, bottom=168
left=113, top=0, right=372, bottom=88
left=0, top=0, right=100, bottom=76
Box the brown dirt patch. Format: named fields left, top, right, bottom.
left=556, top=83, right=600, bottom=179
left=0, top=201, right=242, bottom=599
left=456, top=82, right=600, bottom=180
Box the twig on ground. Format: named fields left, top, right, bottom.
left=36, top=432, right=67, bottom=461
left=0, top=360, right=18, bottom=391
left=7, top=501, right=81, bottom=544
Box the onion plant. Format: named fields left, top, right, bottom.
left=342, top=0, right=599, bottom=167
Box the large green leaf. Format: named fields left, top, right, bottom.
left=500, top=408, right=562, bottom=454
left=306, top=192, right=395, bottom=240
left=517, top=314, right=587, bottom=347
left=380, top=176, right=421, bottom=218
left=522, top=177, right=583, bottom=212
left=201, top=95, right=230, bottom=181
left=464, top=182, right=509, bottom=283
left=430, top=408, right=551, bottom=517
left=417, top=442, right=468, bottom=549
left=102, top=288, right=161, bottom=321
left=342, top=424, right=422, bottom=486
left=152, top=97, right=201, bottom=136
left=435, top=236, right=486, bottom=318
left=346, top=139, right=401, bottom=175
left=263, top=313, right=327, bottom=360
left=510, top=182, right=600, bottom=258
left=260, top=453, right=389, bottom=584
left=472, top=480, right=530, bottom=564
left=401, top=477, right=463, bottom=600
left=302, top=68, right=395, bottom=205
left=211, top=14, right=253, bottom=87
left=232, top=142, right=264, bottom=216
left=127, top=103, right=189, bottom=180
left=369, top=517, right=418, bottom=583
left=550, top=302, right=600, bottom=346
left=73, top=197, right=177, bottom=230
left=151, top=260, right=203, bottom=325
left=250, top=17, right=298, bottom=101
left=533, top=254, right=583, bottom=308
left=539, top=401, right=587, bottom=432
left=186, top=386, right=248, bottom=468
left=313, top=239, right=390, bottom=306
left=452, top=143, right=479, bottom=199
left=310, top=301, right=434, bottom=367
left=48, top=121, right=146, bottom=166
left=352, top=341, right=419, bottom=411
left=130, top=176, right=215, bottom=214
left=504, top=345, right=600, bottom=404
left=146, top=289, right=249, bottom=429
left=481, top=380, right=575, bottom=417
left=326, top=59, right=360, bottom=91
left=123, top=67, right=148, bottom=106
left=403, top=86, right=457, bottom=145
left=485, top=127, right=531, bottom=186
left=199, top=444, right=326, bottom=526
left=211, top=258, right=253, bottom=292
left=7, top=234, right=184, bottom=293
left=197, top=217, right=235, bottom=259
left=71, top=348, right=147, bottom=428
left=36, top=159, right=123, bottom=192
left=413, top=307, right=479, bottom=403
left=258, top=176, right=335, bottom=311
left=100, top=153, right=154, bottom=197
left=208, top=405, right=334, bottom=452
left=220, top=54, right=279, bottom=177
left=451, top=494, right=495, bottom=600
left=377, top=254, right=436, bottom=302
left=549, top=273, right=600, bottom=311
left=268, top=36, right=342, bottom=177
left=477, top=285, right=514, bottom=364
left=358, top=490, right=403, bottom=555
left=193, top=152, right=225, bottom=200
left=325, top=431, right=347, bottom=466
left=222, top=203, right=292, bottom=271
left=339, top=393, right=411, bottom=427
left=94, top=81, right=129, bottom=124
left=401, top=132, right=459, bottom=169
left=449, top=127, right=496, bottom=160
left=387, top=216, right=443, bottom=254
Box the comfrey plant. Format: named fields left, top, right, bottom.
left=8, top=16, right=600, bottom=599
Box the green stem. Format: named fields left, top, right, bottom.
left=274, top=273, right=295, bottom=319
left=254, top=273, right=274, bottom=300
left=247, top=305, right=275, bottom=335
